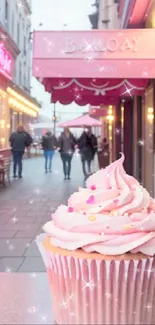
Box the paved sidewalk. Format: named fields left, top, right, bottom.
left=0, top=152, right=84, bottom=272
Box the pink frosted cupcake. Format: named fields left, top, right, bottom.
left=37, top=154, right=155, bottom=324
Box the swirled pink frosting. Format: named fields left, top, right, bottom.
left=43, top=154, right=155, bottom=256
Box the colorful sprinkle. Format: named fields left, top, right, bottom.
left=113, top=199, right=119, bottom=204
left=110, top=210, right=119, bottom=216
left=89, top=215, right=96, bottom=221
left=123, top=212, right=129, bottom=217
left=124, top=224, right=133, bottom=230
left=68, top=207, right=74, bottom=213
left=86, top=195, right=95, bottom=204
left=90, top=185, right=96, bottom=190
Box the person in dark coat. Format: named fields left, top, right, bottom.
left=59, top=127, right=76, bottom=180
left=78, top=127, right=97, bottom=178
left=101, top=137, right=109, bottom=168
left=41, top=131, right=57, bottom=173
left=9, top=125, right=32, bottom=178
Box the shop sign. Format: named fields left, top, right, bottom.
left=0, top=43, right=13, bottom=80
left=64, top=37, right=139, bottom=54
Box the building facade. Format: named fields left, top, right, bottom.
left=98, top=0, right=120, bottom=29
left=0, top=0, right=40, bottom=148
left=118, top=0, right=155, bottom=195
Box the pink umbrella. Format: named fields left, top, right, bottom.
left=58, top=114, right=102, bottom=128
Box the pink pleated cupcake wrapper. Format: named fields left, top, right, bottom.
left=36, top=235, right=155, bottom=325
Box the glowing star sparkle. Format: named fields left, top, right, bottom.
left=41, top=315, right=47, bottom=322
left=121, top=84, right=135, bottom=98
left=85, top=54, right=94, bottom=63
left=138, top=139, right=144, bottom=146
left=6, top=267, right=12, bottom=273
left=105, top=292, right=112, bottom=299
left=30, top=272, right=37, bottom=278
left=60, top=301, right=68, bottom=309
left=145, top=304, right=152, bottom=310
left=115, top=128, right=121, bottom=134
left=17, top=1, right=23, bottom=9
left=82, top=279, right=96, bottom=291
left=28, top=306, right=37, bottom=314
left=75, top=93, right=81, bottom=100
left=8, top=244, right=14, bottom=251
left=83, top=40, right=96, bottom=52
left=11, top=217, right=18, bottom=224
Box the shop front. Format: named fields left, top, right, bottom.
left=0, top=42, right=15, bottom=149
left=33, top=28, right=155, bottom=193
left=7, top=86, right=39, bottom=135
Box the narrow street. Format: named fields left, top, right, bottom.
left=0, top=152, right=85, bottom=272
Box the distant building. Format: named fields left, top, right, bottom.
left=0, top=0, right=40, bottom=147
left=97, top=0, right=120, bottom=29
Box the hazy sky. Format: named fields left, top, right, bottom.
left=31, top=0, right=94, bottom=126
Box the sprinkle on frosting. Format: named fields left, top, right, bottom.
left=113, top=199, right=119, bottom=204
left=68, top=207, right=74, bottom=213
left=124, top=224, right=134, bottom=230
left=88, top=215, right=96, bottom=221
left=90, top=185, right=96, bottom=190
left=86, top=195, right=95, bottom=204
left=110, top=210, right=119, bottom=216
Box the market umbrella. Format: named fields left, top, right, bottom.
left=58, top=114, right=102, bottom=128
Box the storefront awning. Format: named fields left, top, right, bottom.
left=41, top=78, right=147, bottom=106
left=58, top=114, right=102, bottom=128
left=33, top=29, right=154, bottom=105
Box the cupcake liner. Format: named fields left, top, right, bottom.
left=36, top=235, right=155, bottom=324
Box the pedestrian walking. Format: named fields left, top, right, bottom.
left=101, top=137, right=109, bottom=167
left=9, top=125, right=33, bottom=178
left=78, top=127, right=97, bottom=178
left=41, top=131, right=57, bottom=173
left=59, top=127, right=76, bottom=180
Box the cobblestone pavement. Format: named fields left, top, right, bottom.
left=0, top=152, right=85, bottom=272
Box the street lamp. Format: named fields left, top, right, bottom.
left=52, top=103, right=56, bottom=135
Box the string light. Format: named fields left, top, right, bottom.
left=7, top=87, right=39, bottom=113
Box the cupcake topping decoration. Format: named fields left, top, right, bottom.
left=88, top=215, right=96, bottom=221
left=86, top=195, right=95, bottom=204
left=123, top=224, right=134, bottom=230
left=113, top=199, right=119, bottom=204
left=42, top=153, right=155, bottom=256
left=90, top=185, right=96, bottom=190
left=68, top=206, right=74, bottom=213
left=110, top=210, right=119, bottom=216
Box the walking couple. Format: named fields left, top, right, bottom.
left=58, top=127, right=97, bottom=180
left=42, top=128, right=76, bottom=180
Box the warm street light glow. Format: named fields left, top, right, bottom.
left=7, top=87, right=39, bottom=114
left=147, top=107, right=154, bottom=122
left=8, top=97, right=37, bottom=117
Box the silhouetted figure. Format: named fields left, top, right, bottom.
left=59, top=127, right=76, bottom=180
left=99, top=137, right=109, bottom=168
left=41, top=131, right=57, bottom=173
left=78, top=127, right=97, bottom=178
left=9, top=125, right=32, bottom=178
